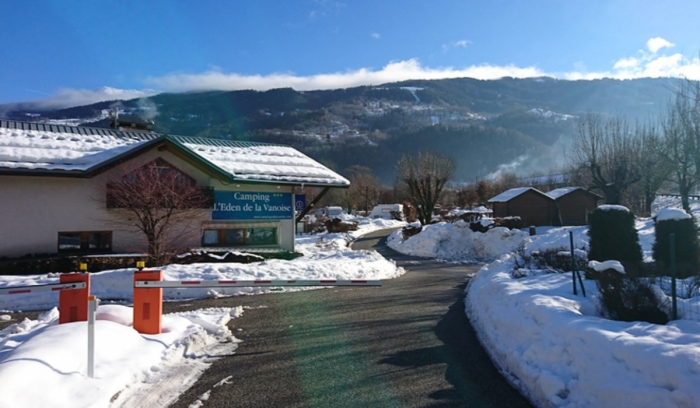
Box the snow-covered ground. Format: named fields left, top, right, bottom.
left=0, top=218, right=405, bottom=408
left=388, top=198, right=700, bottom=408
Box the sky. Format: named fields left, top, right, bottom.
left=3, top=0, right=700, bottom=108
left=3, top=199, right=700, bottom=407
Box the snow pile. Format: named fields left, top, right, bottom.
left=466, top=257, right=700, bottom=408
left=389, top=196, right=700, bottom=407
left=0, top=305, right=242, bottom=408
left=0, top=218, right=406, bottom=312
left=598, top=204, right=629, bottom=212
left=387, top=221, right=528, bottom=261
left=655, top=207, right=691, bottom=221
left=588, top=260, right=625, bottom=274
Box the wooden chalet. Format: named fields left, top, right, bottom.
left=488, top=187, right=556, bottom=227
left=547, top=187, right=601, bottom=226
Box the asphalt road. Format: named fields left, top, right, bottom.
left=166, top=230, right=533, bottom=408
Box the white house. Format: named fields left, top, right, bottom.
left=0, top=120, right=349, bottom=258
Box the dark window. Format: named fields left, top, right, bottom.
left=202, top=227, right=277, bottom=247
left=58, top=231, right=112, bottom=253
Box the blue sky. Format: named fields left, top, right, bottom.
left=3, top=0, right=700, bottom=108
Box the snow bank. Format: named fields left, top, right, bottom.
left=466, top=258, right=700, bottom=408
left=0, top=305, right=241, bottom=408
left=0, top=218, right=406, bottom=312
left=387, top=221, right=528, bottom=261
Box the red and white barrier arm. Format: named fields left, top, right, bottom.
left=134, top=279, right=381, bottom=288
left=0, top=281, right=87, bottom=295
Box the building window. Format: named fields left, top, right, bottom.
left=202, top=227, right=277, bottom=247
left=58, top=231, right=112, bottom=253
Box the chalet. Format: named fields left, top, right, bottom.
left=0, top=120, right=349, bottom=259
left=488, top=187, right=556, bottom=227
left=547, top=187, right=601, bottom=226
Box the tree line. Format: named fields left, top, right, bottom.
left=567, top=79, right=700, bottom=215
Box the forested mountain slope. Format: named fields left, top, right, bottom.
left=0, top=77, right=676, bottom=183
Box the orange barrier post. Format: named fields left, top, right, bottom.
left=133, top=270, right=163, bottom=334
left=59, top=272, right=91, bottom=324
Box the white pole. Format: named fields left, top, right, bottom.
left=87, top=295, right=99, bottom=378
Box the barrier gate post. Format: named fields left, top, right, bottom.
left=133, top=270, right=163, bottom=335
left=59, top=272, right=91, bottom=324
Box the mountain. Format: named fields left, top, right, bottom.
left=0, top=77, right=678, bottom=184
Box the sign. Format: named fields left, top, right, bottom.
left=295, top=194, right=306, bottom=211
left=213, top=191, right=293, bottom=220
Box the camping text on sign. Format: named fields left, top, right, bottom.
left=213, top=191, right=293, bottom=220
left=295, top=194, right=306, bottom=211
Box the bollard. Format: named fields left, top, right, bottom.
left=87, top=295, right=99, bottom=378
left=59, top=273, right=91, bottom=324
left=133, top=269, right=163, bottom=334
left=529, top=226, right=536, bottom=236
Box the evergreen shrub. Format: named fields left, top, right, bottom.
left=593, top=267, right=669, bottom=324
left=652, top=213, right=700, bottom=279
left=587, top=206, right=642, bottom=267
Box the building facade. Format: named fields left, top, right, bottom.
left=0, top=121, right=349, bottom=258
left=488, top=187, right=557, bottom=227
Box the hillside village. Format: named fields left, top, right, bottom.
left=1, top=65, right=699, bottom=408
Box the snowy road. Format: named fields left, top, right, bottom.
left=165, top=229, right=532, bottom=408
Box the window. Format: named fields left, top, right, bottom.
left=202, top=227, right=277, bottom=247
left=58, top=231, right=112, bottom=253
left=123, top=158, right=196, bottom=187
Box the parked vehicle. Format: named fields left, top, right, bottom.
left=369, top=204, right=403, bottom=220
left=313, top=206, right=345, bottom=218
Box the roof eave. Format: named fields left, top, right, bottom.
left=229, top=177, right=350, bottom=188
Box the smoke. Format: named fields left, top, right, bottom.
left=484, top=155, right=530, bottom=181
left=484, top=139, right=573, bottom=182
left=135, top=98, right=158, bottom=121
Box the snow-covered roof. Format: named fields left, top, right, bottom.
left=546, top=187, right=602, bottom=200
left=546, top=187, right=579, bottom=199
left=0, top=122, right=149, bottom=172
left=488, top=187, right=549, bottom=203
left=0, top=120, right=349, bottom=186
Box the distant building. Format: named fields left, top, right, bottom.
left=488, top=187, right=556, bottom=227
left=0, top=120, right=349, bottom=258
left=547, top=187, right=602, bottom=226
left=488, top=186, right=602, bottom=227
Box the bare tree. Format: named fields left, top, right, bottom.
left=345, top=165, right=382, bottom=212
left=105, top=158, right=212, bottom=264
left=662, top=80, right=700, bottom=213
left=569, top=115, right=641, bottom=204
left=635, top=122, right=671, bottom=215
left=397, top=152, right=455, bottom=225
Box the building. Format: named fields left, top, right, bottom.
left=488, top=187, right=556, bottom=227
left=0, top=120, right=349, bottom=259
left=546, top=187, right=601, bottom=226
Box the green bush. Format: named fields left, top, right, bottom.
left=593, top=267, right=668, bottom=324
left=588, top=206, right=642, bottom=267
left=653, top=212, right=700, bottom=279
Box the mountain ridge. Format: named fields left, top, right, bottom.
left=0, top=77, right=678, bottom=183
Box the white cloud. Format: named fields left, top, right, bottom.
left=15, top=38, right=700, bottom=109
left=14, top=87, right=157, bottom=109
left=613, top=57, right=639, bottom=70
left=647, top=37, right=675, bottom=53
left=571, top=37, right=699, bottom=81
left=442, top=39, right=471, bottom=53
left=142, top=59, right=545, bottom=93
left=370, top=32, right=380, bottom=40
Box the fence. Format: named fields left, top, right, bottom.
left=651, top=233, right=700, bottom=322
left=0, top=272, right=90, bottom=324
left=132, top=270, right=381, bottom=334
